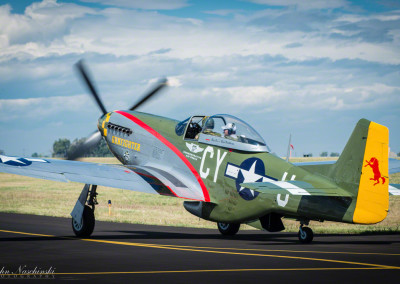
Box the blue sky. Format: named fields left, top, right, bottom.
left=0, top=0, right=399, bottom=157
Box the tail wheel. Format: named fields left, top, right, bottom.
left=298, top=226, right=313, bottom=243
left=217, top=222, right=240, bottom=236
left=72, top=205, right=95, bottom=237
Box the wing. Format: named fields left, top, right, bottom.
left=0, top=155, right=206, bottom=201
left=242, top=180, right=352, bottom=197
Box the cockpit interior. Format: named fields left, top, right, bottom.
left=175, top=114, right=271, bottom=152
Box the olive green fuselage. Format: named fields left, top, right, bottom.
left=99, top=111, right=355, bottom=225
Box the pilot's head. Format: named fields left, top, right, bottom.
left=222, top=123, right=236, bottom=135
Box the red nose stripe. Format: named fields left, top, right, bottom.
left=116, top=111, right=210, bottom=202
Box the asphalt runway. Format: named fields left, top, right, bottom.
left=0, top=213, right=399, bottom=283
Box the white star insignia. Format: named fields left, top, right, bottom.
left=0, top=155, right=27, bottom=165
left=0, top=155, right=48, bottom=165
left=239, top=161, right=263, bottom=197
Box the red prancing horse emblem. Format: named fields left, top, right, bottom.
left=364, top=157, right=385, bottom=186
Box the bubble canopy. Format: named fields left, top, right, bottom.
left=176, top=114, right=271, bottom=153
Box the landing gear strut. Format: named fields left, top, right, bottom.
left=217, top=222, right=240, bottom=236
left=298, top=220, right=313, bottom=243
left=71, top=184, right=98, bottom=237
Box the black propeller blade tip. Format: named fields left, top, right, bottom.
left=129, top=77, right=169, bottom=111
left=75, top=59, right=108, bottom=115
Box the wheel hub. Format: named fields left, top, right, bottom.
left=72, top=218, right=83, bottom=231
left=300, top=229, right=307, bottom=239
left=219, top=223, right=229, bottom=230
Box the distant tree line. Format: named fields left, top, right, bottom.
left=52, top=138, right=112, bottom=158
left=320, top=151, right=340, bottom=157
left=31, top=152, right=48, bottom=157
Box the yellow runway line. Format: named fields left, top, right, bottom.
left=81, top=238, right=399, bottom=269
left=0, top=229, right=55, bottom=238
left=1, top=229, right=399, bottom=270
left=158, top=244, right=400, bottom=256
left=0, top=267, right=391, bottom=277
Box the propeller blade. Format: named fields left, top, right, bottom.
left=66, top=131, right=102, bottom=160
left=129, top=78, right=168, bottom=111
left=71, top=61, right=168, bottom=160
left=75, top=60, right=108, bottom=115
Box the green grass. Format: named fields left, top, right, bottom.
left=0, top=157, right=399, bottom=233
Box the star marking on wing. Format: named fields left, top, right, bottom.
left=0, top=155, right=26, bottom=165
left=0, top=155, right=48, bottom=166
left=239, top=160, right=263, bottom=197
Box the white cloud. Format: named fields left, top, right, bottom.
left=0, top=95, right=90, bottom=121
left=204, top=9, right=242, bottom=16
left=167, top=77, right=182, bottom=87
left=0, top=1, right=399, bottom=66
left=209, top=86, right=281, bottom=106
left=335, top=11, right=400, bottom=23
left=80, top=0, right=188, bottom=10
left=199, top=83, right=400, bottom=111
left=0, top=1, right=94, bottom=47
left=246, top=0, right=349, bottom=10
left=0, top=1, right=399, bottom=155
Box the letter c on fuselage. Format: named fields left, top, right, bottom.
left=200, top=146, right=214, bottom=179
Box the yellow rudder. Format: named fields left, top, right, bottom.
left=353, top=122, right=389, bottom=224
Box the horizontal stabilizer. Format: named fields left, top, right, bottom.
left=294, top=158, right=399, bottom=174
left=241, top=181, right=352, bottom=197
left=389, top=184, right=400, bottom=196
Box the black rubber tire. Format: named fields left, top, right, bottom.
left=217, top=222, right=240, bottom=236
left=298, top=227, right=313, bottom=243
left=72, top=205, right=95, bottom=237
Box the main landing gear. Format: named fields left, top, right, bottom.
left=217, top=222, right=240, bottom=236
left=71, top=184, right=98, bottom=237
left=298, top=221, right=313, bottom=243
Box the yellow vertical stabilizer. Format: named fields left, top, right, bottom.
left=353, top=122, right=389, bottom=224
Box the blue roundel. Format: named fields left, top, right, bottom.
left=235, top=157, right=266, bottom=201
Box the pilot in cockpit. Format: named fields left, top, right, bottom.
left=222, top=123, right=238, bottom=140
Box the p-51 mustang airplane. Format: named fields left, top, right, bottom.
left=1, top=61, right=400, bottom=243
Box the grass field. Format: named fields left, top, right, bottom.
left=0, top=157, right=399, bottom=234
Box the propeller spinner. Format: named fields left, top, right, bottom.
left=66, top=60, right=168, bottom=160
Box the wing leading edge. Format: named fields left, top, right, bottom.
left=0, top=155, right=207, bottom=201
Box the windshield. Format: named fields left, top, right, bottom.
left=175, top=117, right=190, bottom=136
left=201, top=114, right=270, bottom=151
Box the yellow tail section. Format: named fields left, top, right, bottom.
left=353, top=122, right=389, bottom=224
